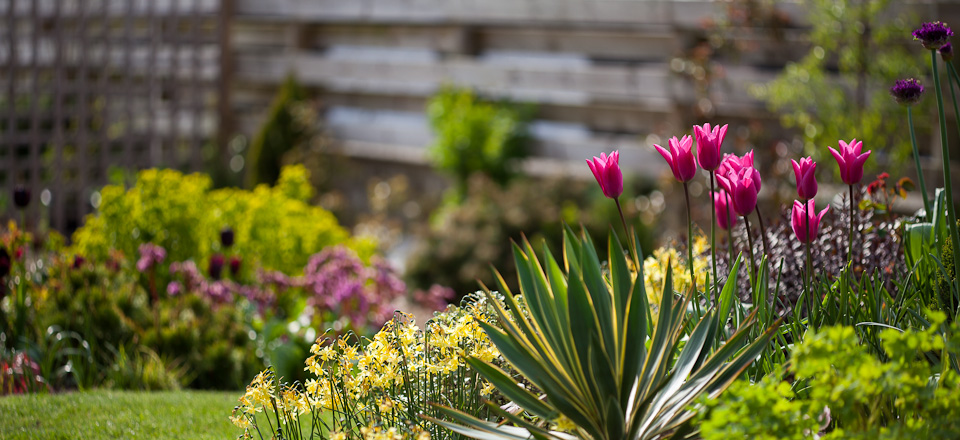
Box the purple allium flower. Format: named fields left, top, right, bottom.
left=941, top=42, right=954, bottom=61
left=136, top=243, right=167, bottom=272
left=0, top=247, right=10, bottom=279
left=890, top=78, right=924, bottom=107
left=913, top=21, right=953, bottom=50
left=167, top=281, right=182, bottom=296
left=13, top=185, right=30, bottom=209
left=220, top=227, right=234, bottom=248
left=209, top=254, right=225, bottom=280
left=229, top=256, right=241, bottom=277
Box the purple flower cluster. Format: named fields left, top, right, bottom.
left=413, top=284, right=456, bottom=312
left=913, top=21, right=953, bottom=50
left=136, top=243, right=167, bottom=272
left=302, top=246, right=406, bottom=330
left=889, top=78, right=924, bottom=107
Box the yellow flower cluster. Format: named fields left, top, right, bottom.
left=232, top=294, right=510, bottom=440
left=642, top=234, right=711, bottom=308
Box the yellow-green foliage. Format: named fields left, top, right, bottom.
left=72, top=165, right=373, bottom=275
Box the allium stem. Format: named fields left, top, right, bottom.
left=936, top=58, right=960, bottom=295
left=907, top=107, right=932, bottom=218
left=709, top=173, right=719, bottom=301
left=683, top=182, right=701, bottom=313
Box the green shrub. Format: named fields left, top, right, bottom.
left=700, top=320, right=960, bottom=439
left=405, top=174, right=653, bottom=299
left=427, top=86, right=534, bottom=196
left=245, top=75, right=311, bottom=188
left=71, top=165, right=374, bottom=276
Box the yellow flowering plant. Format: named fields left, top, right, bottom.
left=231, top=294, right=521, bottom=440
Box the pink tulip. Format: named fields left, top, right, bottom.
left=586, top=150, right=624, bottom=199
left=791, top=199, right=829, bottom=243
left=717, top=167, right=761, bottom=216
left=713, top=190, right=737, bottom=230
left=654, top=135, right=697, bottom=182
left=791, top=157, right=818, bottom=200
left=828, top=139, right=872, bottom=185
left=693, top=123, right=728, bottom=171
left=717, top=151, right=755, bottom=178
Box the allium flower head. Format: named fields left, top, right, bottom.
left=586, top=150, right=624, bottom=199
left=941, top=42, right=954, bottom=61
left=913, top=21, right=953, bottom=50
left=209, top=254, right=225, bottom=280
left=13, top=185, right=30, bottom=209
left=136, top=243, right=167, bottom=272
left=890, top=78, right=924, bottom=107
left=654, top=135, right=697, bottom=182
left=220, top=227, right=235, bottom=248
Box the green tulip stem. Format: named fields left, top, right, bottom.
left=742, top=214, right=757, bottom=290
left=614, top=198, right=640, bottom=269
left=683, top=182, right=701, bottom=315
left=907, top=107, right=932, bottom=218
left=931, top=50, right=960, bottom=295
left=709, top=172, right=719, bottom=304
left=805, top=240, right=814, bottom=322
left=726, top=194, right=735, bottom=276
left=849, top=184, right=856, bottom=272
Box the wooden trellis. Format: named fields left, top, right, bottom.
left=0, top=0, right=225, bottom=232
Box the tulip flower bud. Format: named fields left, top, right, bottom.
left=13, top=185, right=30, bottom=209
left=791, top=199, right=830, bottom=244
left=693, top=123, right=728, bottom=172
left=209, top=254, right=225, bottom=280
left=791, top=157, right=818, bottom=200
left=220, top=227, right=235, bottom=249
left=828, top=139, right=872, bottom=185
left=654, top=135, right=697, bottom=182
left=586, top=150, right=624, bottom=199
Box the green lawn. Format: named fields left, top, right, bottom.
left=0, top=390, right=242, bottom=439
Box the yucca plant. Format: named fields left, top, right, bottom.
left=426, top=226, right=777, bottom=440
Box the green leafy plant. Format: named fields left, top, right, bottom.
left=427, top=87, right=534, bottom=197
left=754, top=0, right=928, bottom=171
left=427, top=227, right=777, bottom=440
left=245, top=74, right=312, bottom=187
left=71, top=165, right=373, bottom=276
left=700, top=318, right=960, bottom=439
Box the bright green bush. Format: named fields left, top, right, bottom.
left=427, top=86, right=534, bottom=196
left=71, top=165, right=374, bottom=276
left=700, top=319, right=960, bottom=439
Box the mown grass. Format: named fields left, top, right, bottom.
left=0, top=390, right=241, bottom=439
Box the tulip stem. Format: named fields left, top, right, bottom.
left=907, top=107, right=932, bottom=218
left=614, top=198, right=640, bottom=270
left=848, top=184, right=856, bottom=273
left=709, top=173, right=719, bottom=303
left=726, top=193, right=735, bottom=278
left=754, top=206, right=770, bottom=261
left=742, top=214, right=757, bottom=290
left=805, top=240, right=814, bottom=322
left=936, top=58, right=960, bottom=296
left=683, top=182, right=701, bottom=314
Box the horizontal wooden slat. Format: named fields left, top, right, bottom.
left=235, top=0, right=810, bottom=29
left=235, top=51, right=773, bottom=113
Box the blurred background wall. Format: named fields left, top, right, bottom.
left=2, top=0, right=960, bottom=234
